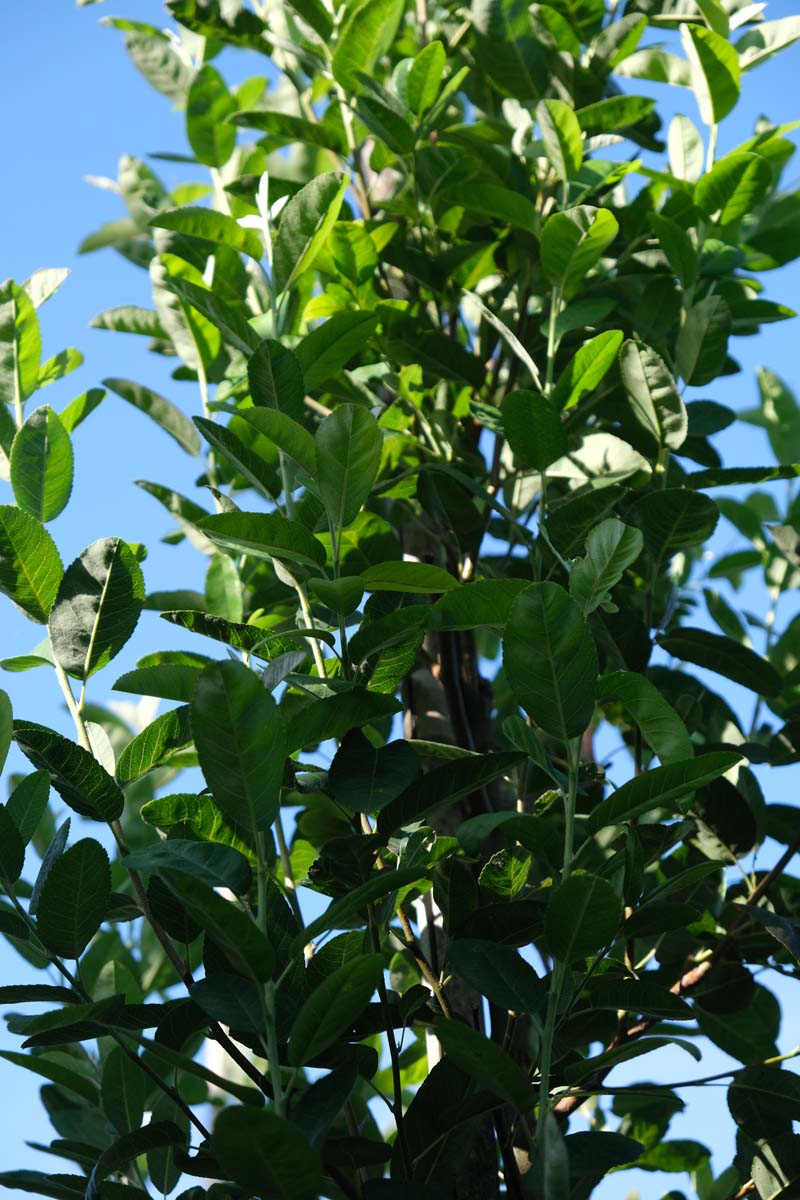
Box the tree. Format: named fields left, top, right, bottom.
left=1, top=0, right=800, bottom=1197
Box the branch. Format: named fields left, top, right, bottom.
left=554, top=836, right=800, bottom=1117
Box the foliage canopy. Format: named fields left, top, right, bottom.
left=2, top=0, right=800, bottom=1198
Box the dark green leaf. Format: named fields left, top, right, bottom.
left=191, top=659, right=287, bottom=834
left=194, top=417, right=277, bottom=500
left=36, top=838, right=111, bottom=959
left=0, top=805, right=24, bottom=888
left=597, top=671, right=693, bottom=764
left=540, top=206, right=618, bottom=299
left=503, top=390, right=566, bottom=470
left=629, top=489, right=719, bottom=558
left=161, top=870, right=274, bottom=981
left=295, top=311, right=378, bottom=391
left=6, top=769, right=50, bottom=845
left=448, top=940, right=544, bottom=1016
left=432, top=1019, right=535, bottom=1111
left=503, top=582, right=598, bottom=743
left=619, top=340, right=687, bottom=450
left=587, top=752, right=742, bottom=833
left=13, top=721, right=124, bottom=821
left=287, top=691, right=401, bottom=754
left=545, top=873, right=622, bottom=961
left=361, top=561, right=457, bottom=594
left=658, top=628, right=781, bottom=696
left=101, top=1044, right=145, bottom=1135
left=569, top=518, right=643, bottom=615
left=123, top=839, right=251, bottom=895
left=377, top=751, right=525, bottom=835
left=213, top=1108, right=323, bottom=1200
left=289, top=954, right=383, bottom=1066
left=197, top=511, right=326, bottom=569
left=86, top=1122, right=185, bottom=1200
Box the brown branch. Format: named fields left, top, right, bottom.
left=555, top=836, right=800, bottom=1117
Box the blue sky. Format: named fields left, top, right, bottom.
left=1, top=1, right=800, bottom=1195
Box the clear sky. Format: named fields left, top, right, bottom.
left=1, top=1, right=799, bottom=1196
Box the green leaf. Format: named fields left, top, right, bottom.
left=361, top=560, right=456, bottom=594
left=9, top=407, right=73, bottom=524
left=503, top=583, right=598, bottom=744
left=295, top=866, right=427, bottom=952
left=576, top=94, right=655, bottom=135
left=432, top=1019, right=535, bottom=1111
left=86, top=1122, right=185, bottom=1200
left=629, top=489, right=719, bottom=558
left=60, top=388, right=105, bottom=435
left=569, top=518, right=643, bottom=615
left=13, top=721, right=124, bottom=821
left=190, top=972, right=263, bottom=1032
left=331, top=0, right=405, bottom=93
left=329, top=730, right=418, bottom=813
left=545, top=873, right=622, bottom=961
left=49, top=538, right=145, bottom=681
left=541, top=1110, right=570, bottom=1199
left=681, top=24, right=740, bottom=125
left=29, top=818, right=70, bottom=917
left=696, top=153, right=772, bottom=226
left=658, top=627, right=782, bottom=696
left=651, top=213, right=697, bottom=287
left=377, top=751, right=525, bottom=835
left=157, top=272, right=259, bottom=355
left=6, top=769, right=50, bottom=845
left=0, top=805, right=24, bottom=888
left=198, top=511, right=325, bottom=570
left=0, top=506, right=63, bottom=623
left=0, top=1173, right=87, bottom=1200
left=247, top=340, right=305, bottom=420
left=194, top=416, right=278, bottom=500
left=316, top=404, right=382, bottom=531
left=186, top=63, right=236, bottom=167
left=37, top=348, right=83, bottom=389
left=675, top=295, right=731, bottom=387
left=123, top=838, right=251, bottom=894
left=536, top=99, right=583, bottom=182
left=565, top=1035, right=701, bottom=1083
left=287, top=691, right=401, bottom=754
left=447, top=939, right=544, bottom=1016
left=429, top=579, right=528, bottom=631
left=295, top=311, right=378, bottom=391
left=273, top=172, right=348, bottom=294
left=116, top=705, right=193, bottom=783
left=289, top=954, right=383, bottom=1066
left=101, top=1044, right=145, bottom=1135
left=36, top=838, right=111, bottom=959
left=191, top=659, right=287, bottom=834
left=0, top=279, right=41, bottom=407
left=618, top=340, right=687, bottom=450
left=587, top=752, right=742, bottom=833
left=103, top=378, right=200, bottom=457
left=161, top=870, right=274, bottom=981
left=113, top=661, right=203, bottom=702
left=587, top=976, right=693, bottom=1021
left=141, top=791, right=255, bottom=865
left=597, top=671, right=693, bottom=765
left=554, top=330, right=623, bottom=410
left=503, top=390, right=566, bottom=471
left=0, top=1048, right=95, bottom=1104
left=540, top=206, right=618, bottom=299
left=231, top=109, right=343, bottom=152
left=728, top=1067, right=800, bottom=1139
left=151, top=206, right=262, bottom=260
left=213, top=1108, right=323, bottom=1200
left=407, top=41, right=446, bottom=116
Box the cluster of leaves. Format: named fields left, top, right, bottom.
left=2, top=0, right=800, bottom=1197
